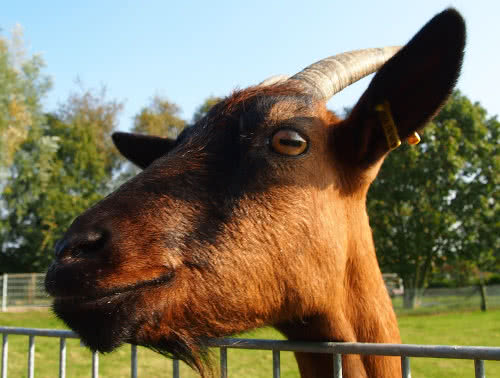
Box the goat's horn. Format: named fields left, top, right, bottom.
left=289, top=47, right=401, bottom=100
left=258, top=74, right=289, bottom=87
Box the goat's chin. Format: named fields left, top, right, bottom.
left=52, top=293, right=142, bottom=352
left=52, top=295, right=209, bottom=374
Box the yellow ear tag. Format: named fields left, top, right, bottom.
left=407, top=132, right=421, bottom=145
left=374, top=101, right=401, bottom=150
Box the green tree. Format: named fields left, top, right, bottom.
left=0, top=26, right=51, bottom=169
left=450, top=95, right=500, bottom=310
left=0, top=26, right=51, bottom=266
left=368, top=91, right=499, bottom=308
left=1, top=88, right=122, bottom=272
left=133, top=95, right=185, bottom=137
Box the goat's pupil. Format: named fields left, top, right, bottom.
left=280, top=139, right=302, bottom=147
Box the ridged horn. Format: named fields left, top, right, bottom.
left=289, top=47, right=401, bottom=100
left=258, top=74, right=289, bottom=87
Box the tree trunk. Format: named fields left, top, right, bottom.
left=478, top=282, right=487, bottom=312
left=403, top=287, right=422, bottom=309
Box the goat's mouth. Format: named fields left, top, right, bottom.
left=50, top=271, right=175, bottom=304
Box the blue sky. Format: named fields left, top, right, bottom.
left=1, top=1, right=498, bottom=131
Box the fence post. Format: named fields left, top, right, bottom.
left=2, top=334, right=7, bottom=378
left=131, top=345, right=137, bottom=378
left=333, top=354, right=342, bottom=378
left=2, top=275, right=7, bottom=312
left=28, top=335, right=35, bottom=378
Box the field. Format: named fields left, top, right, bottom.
left=0, top=310, right=498, bottom=377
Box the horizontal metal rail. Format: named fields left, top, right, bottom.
left=207, top=338, right=500, bottom=360
left=1, top=327, right=499, bottom=377
left=0, top=327, right=78, bottom=338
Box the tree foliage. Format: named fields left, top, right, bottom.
left=133, top=95, right=185, bottom=138
left=0, top=25, right=51, bottom=170
left=1, top=88, right=122, bottom=272
left=368, top=91, right=499, bottom=308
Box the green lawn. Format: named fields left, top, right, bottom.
left=0, top=309, right=498, bottom=377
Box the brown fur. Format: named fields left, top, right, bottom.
left=45, top=9, right=465, bottom=378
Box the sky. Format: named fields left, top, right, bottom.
left=1, top=1, right=498, bottom=132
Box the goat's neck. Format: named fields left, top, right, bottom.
left=277, top=201, right=401, bottom=378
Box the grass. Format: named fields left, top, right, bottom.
left=0, top=309, right=498, bottom=377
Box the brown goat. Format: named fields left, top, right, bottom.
left=45, top=9, right=465, bottom=378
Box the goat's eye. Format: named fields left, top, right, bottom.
left=271, top=129, right=308, bottom=156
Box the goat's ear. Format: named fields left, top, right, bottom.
left=112, top=132, right=176, bottom=169
left=333, top=9, right=465, bottom=168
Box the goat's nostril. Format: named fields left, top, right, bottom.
left=54, top=228, right=109, bottom=260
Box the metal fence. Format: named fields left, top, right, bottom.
left=392, top=284, right=500, bottom=313
left=0, top=274, right=49, bottom=311
left=0, top=326, right=499, bottom=378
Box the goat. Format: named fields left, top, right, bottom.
left=45, top=9, right=465, bottom=377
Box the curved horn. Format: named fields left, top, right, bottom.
left=258, top=74, right=289, bottom=87
left=289, top=47, right=401, bottom=100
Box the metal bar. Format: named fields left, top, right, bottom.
left=59, top=338, right=66, bottom=378
left=131, top=345, right=137, bottom=378
left=220, top=347, right=227, bottom=378
left=28, top=335, right=35, bottom=378
left=333, top=354, right=342, bottom=378
left=92, top=351, right=98, bottom=378
left=207, top=338, right=500, bottom=361
left=401, top=356, right=411, bottom=378
left=475, top=359, right=485, bottom=378
left=272, top=350, right=280, bottom=378
left=2, top=275, right=7, bottom=312
left=172, top=359, right=180, bottom=378
left=0, top=327, right=78, bottom=338
left=1, top=334, right=7, bottom=378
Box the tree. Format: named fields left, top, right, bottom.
left=0, top=25, right=51, bottom=170
left=368, top=91, right=499, bottom=308
left=449, top=94, right=500, bottom=310
left=133, top=95, right=185, bottom=138
left=192, top=96, right=221, bottom=123
left=1, top=88, right=123, bottom=272
left=0, top=26, right=52, bottom=268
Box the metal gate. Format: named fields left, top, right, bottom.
left=1, top=326, right=499, bottom=378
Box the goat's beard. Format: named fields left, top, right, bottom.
left=52, top=292, right=141, bottom=352
left=52, top=293, right=211, bottom=377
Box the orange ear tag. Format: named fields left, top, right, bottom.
left=374, top=101, right=401, bottom=150
left=407, top=132, right=421, bottom=145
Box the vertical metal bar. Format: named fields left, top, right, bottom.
left=131, top=345, right=138, bottom=378
left=59, top=337, right=66, bottom=378
left=272, top=350, right=280, bottom=378
left=333, top=354, right=342, bottom=378
left=220, top=347, right=227, bottom=378
left=28, top=335, right=35, bottom=378
left=1, top=334, right=8, bottom=378
left=2, top=275, right=7, bottom=312
left=92, top=351, right=99, bottom=378
left=172, top=359, right=180, bottom=378
left=401, top=356, right=411, bottom=378
left=474, top=359, right=485, bottom=378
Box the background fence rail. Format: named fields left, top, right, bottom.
left=0, top=274, right=49, bottom=311
left=0, top=327, right=499, bottom=377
